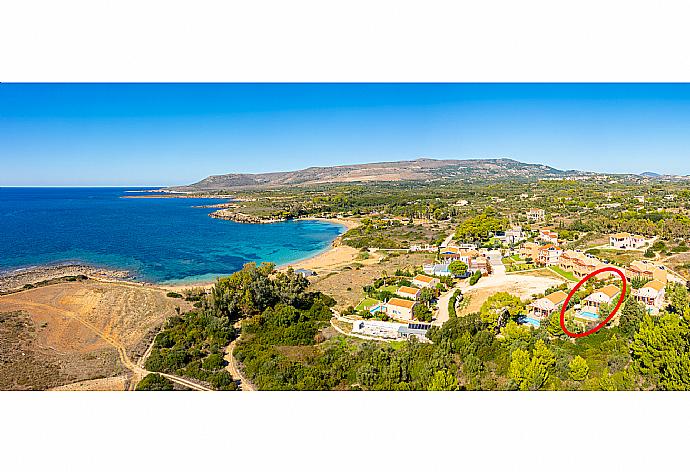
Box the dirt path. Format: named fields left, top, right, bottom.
left=6, top=298, right=210, bottom=391
left=224, top=336, right=256, bottom=391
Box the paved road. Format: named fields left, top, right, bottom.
left=440, top=232, right=455, bottom=248
left=486, top=249, right=506, bottom=276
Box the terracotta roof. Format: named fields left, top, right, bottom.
left=612, top=232, right=631, bottom=239
left=540, top=244, right=562, bottom=251
left=599, top=285, right=621, bottom=298
left=397, top=286, right=420, bottom=295
left=387, top=298, right=416, bottom=309
left=413, top=274, right=435, bottom=283
left=545, top=291, right=568, bottom=305
left=643, top=280, right=665, bottom=291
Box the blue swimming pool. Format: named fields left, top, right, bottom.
left=521, top=316, right=541, bottom=327
left=576, top=311, right=599, bottom=320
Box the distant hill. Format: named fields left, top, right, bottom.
left=169, top=158, right=583, bottom=191
left=640, top=171, right=662, bottom=178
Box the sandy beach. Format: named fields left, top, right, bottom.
left=279, top=217, right=363, bottom=273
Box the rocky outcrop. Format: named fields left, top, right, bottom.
left=210, top=209, right=287, bottom=224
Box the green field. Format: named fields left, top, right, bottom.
left=355, top=297, right=379, bottom=311
left=379, top=284, right=400, bottom=293
left=549, top=266, right=579, bottom=282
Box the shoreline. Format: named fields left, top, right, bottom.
left=277, top=217, right=362, bottom=273
left=0, top=217, right=361, bottom=293
left=0, top=263, right=137, bottom=295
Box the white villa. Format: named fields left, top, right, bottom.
left=396, top=286, right=421, bottom=300
left=528, top=291, right=568, bottom=320
left=412, top=274, right=440, bottom=289
left=609, top=232, right=647, bottom=249
left=496, top=226, right=525, bottom=245
left=537, top=244, right=563, bottom=266
left=538, top=229, right=559, bottom=245
left=409, top=244, right=438, bottom=252
left=384, top=298, right=417, bottom=321
left=582, top=285, right=621, bottom=315
left=634, top=279, right=666, bottom=313
left=527, top=208, right=545, bottom=221
left=438, top=247, right=475, bottom=265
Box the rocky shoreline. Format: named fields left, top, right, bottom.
left=0, top=264, right=134, bottom=295
left=209, top=209, right=288, bottom=224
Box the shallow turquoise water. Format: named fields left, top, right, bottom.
left=0, top=187, right=344, bottom=283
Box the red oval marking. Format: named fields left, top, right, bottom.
left=559, top=266, right=627, bottom=338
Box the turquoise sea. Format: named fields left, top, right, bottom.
left=0, top=187, right=344, bottom=284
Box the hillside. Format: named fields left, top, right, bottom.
left=169, top=158, right=582, bottom=191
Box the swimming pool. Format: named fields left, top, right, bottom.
left=521, top=316, right=541, bottom=327
left=369, top=304, right=385, bottom=314
left=576, top=311, right=599, bottom=320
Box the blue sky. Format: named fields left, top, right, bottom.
left=1, top=83, right=690, bottom=186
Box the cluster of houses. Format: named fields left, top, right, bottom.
left=422, top=245, right=492, bottom=278
left=524, top=258, right=668, bottom=327
left=367, top=274, right=440, bottom=321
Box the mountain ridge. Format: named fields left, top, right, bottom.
left=169, top=157, right=588, bottom=191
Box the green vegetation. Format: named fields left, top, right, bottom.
left=355, top=297, right=379, bottom=311
left=479, top=292, right=524, bottom=329
left=469, top=270, right=482, bottom=286
left=144, top=310, right=236, bottom=390
left=549, top=266, right=579, bottom=282
left=454, top=213, right=507, bottom=242
left=448, top=261, right=468, bottom=276
left=413, top=303, right=433, bottom=322
left=136, top=373, right=174, bottom=391
left=166, top=291, right=183, bottom=298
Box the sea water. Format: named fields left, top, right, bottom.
left=0, top=187, right=344, bottom=283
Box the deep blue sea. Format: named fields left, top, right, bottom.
left=0, top=187, right=344, bottom=284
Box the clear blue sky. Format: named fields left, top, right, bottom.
left=2, top=83, right=690, bottom=186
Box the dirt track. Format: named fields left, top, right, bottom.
left=0, top=281, right=190, bottom=390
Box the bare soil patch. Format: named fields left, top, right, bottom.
left=0, top=280, right=190, bottom=390
left=308, top=252, right=430, bottom=310
left=458, top=270, right=563, bottom=316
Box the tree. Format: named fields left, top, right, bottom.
left=413, top=303, right=433, bottom=322
left=454, top=213, right=507, bottom=242
left=508, top=341, right=553, bottom=391
left=448, top=261, right=468, bottom=276
left=428, top=370, right=459, bottom=391
left=480, top=292, right=524, bottom=329
left=618, top=299, right=646, bottom=339
left=500, top=320, right=532, bottom=351
left=667, top=283, right=690, bottom=319
left=631, top=314, right=690, bottom=390
left=644, top=248, right=656, bottom=258
left=569, top=356, right=589, bottom=381
left=136, top=373, right=174, bottom=391
left=508, top=348, right=531, bottom=390
left=419, top=288, right=434, bottom=306
left=532, top=339, right=555, bottom=371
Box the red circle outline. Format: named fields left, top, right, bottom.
left=559, top=266, right=627, bottom=338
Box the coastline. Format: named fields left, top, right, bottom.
left=0, top=217, right=361, bottom=293
left=0, top=263, right=136, bottom=295
left=277, top=217, right=361, bottom=273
